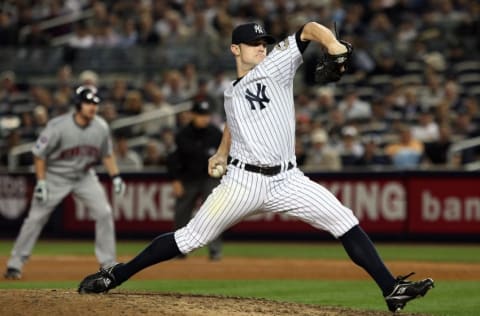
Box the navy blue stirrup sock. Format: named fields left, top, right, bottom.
left=113, top=232, right=181, bottom=284
left=340, top=225, right=395, bottom=296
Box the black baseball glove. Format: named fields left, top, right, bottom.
left=314, top=40, right=353, bottom=85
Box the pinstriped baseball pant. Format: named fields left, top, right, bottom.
left=174, top=165, right=359, bottom=254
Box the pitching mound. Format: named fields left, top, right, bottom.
left=0, top=289, right=432, bottom=316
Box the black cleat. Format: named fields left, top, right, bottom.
left=3, top=267, right=22, bottom=280
left=385, top=272, right=434, bottom=312
left=78, top=263, right=123, bottom=294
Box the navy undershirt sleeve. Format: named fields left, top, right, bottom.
left=295, top=25, right=310, bottom=54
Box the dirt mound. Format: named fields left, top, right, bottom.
left=0, top=289, right=428, bottom=316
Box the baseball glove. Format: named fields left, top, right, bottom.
left=314, top=40, right=353, bottom=85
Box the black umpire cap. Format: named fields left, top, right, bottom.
left=231, top=23, right=275, bottom=45
left=191, top=100, right=212, bottom=115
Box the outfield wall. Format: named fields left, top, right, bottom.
left=1, top=170, right=479, bottom=240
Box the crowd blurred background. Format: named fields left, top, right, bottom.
left=0, top=0, right=479, bottom=172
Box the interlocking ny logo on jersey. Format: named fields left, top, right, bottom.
left=245, top=83, right=270, bottom=110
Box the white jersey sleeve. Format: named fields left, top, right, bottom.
left=261, top=34, right=304, bottom=87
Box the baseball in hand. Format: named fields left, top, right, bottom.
left=211, top=165, right=225, bottom=178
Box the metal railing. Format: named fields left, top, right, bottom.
left=7, top=101, right=192, bottom=171
left=447, top=136, right=480, bottom=171
left=18, top=9, right=94, bottom=46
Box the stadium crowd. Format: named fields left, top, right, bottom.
left=0, top=0, right=479, bottom=171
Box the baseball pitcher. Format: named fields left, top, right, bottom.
left=4, top=86, right=125, bottom=280
left=77, top=22, right=433, bottom=313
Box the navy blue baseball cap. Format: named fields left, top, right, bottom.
left=231, top=23, right=275, bottom=45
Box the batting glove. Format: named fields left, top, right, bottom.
left=112, top=175, right=126, bottom=195
left=34, top=180, right=48, bottom=203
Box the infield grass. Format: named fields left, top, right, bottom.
left=1, top=240, right=479, bottom=316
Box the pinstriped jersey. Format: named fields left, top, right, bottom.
left=225, top=34, right=303, bottom=166
left=32, top=111, right=112, bottom=177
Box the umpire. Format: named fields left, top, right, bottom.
left=167, top=100, right=223, bottom=260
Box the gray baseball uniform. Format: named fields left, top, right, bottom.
left=174, top=32, right=359, bottom=254
left=7, top=111, right=117, bottom=271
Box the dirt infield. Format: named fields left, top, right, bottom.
left=1, top=255, right=478, bottom=281
left=0, top=290, right=431, bottom=316
left=1, top=255, right=479, bottom=316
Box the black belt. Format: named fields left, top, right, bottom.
left=227, top=156, right=293, bottom=176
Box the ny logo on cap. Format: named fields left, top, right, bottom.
left=254, top=24, right=265, bottom=34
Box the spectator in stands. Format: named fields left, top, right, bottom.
left=182, top=63, right=199, bottom=98
left=137, top=11, right=161, bottom=45
left=458, top=95, right=479, bottom=119
left=356, top=135, right=391, bottom=167
left=452, top=110, right=477, bottom=140
left=94, top=21, right=121, bottom=47
left=156, top=128, right=177, bottom=167
left=192, top=77, right=222, bottom=123
left=79, top=70, right=99, bottom=88
left=313, top=87, right=336, bottom=120
left=392, top=86, right=423, bottom=122
left=29, top=86, right=53, bottom=112
left=18, top=111, right=36, bottom=141
left=295, top=114, right=313, bottom=149
left=32, top=105, right=48, bottom=133
left=0, top=10, right=17, bottom=46
left=56, top=65, right=74, bottom=87
left=143, top=88, right=176, bottom=135
left=295, top=90, right=316, bottom=122
left=98, top=101, right=118, bottom=125
left=304, top=128, right=341, bottom=171
left=394, top=16, right=418, bottom=59
left=121, top=90, right=145, bottom=136
left=443, top=79, right=463, bottom=112
left=208, top=69, right=231, bottom=119
left=325, top=108, right=347, bottom=145
left=338, top=88, right=372, bottom=122
left=369, top=47, right=406, bottom=77
left=335, top=126, right=364, bottom=167
left=365, top=13, right=395, bottom=54
left=113, top=132, right=143, bottom=171
left=360, top=97, right=392, bottom=135
left=156, top=9, right=191, bottom=45
left=412, top=107, right=440, bottom=143
left=0, top=70, right=20, bottom=103
left=123, top=90, right=143, bottom=116
left=385, top=124, right=424, bottom=168
left=119, top=18, right=138, bottom=47
left=108, top=78, right=129, bottom=110
left=424, top=124, right=455, bottom=166
left=419, top=72, right=444, bottom=109
left=143, top=139, right=163, bottom=167
left=68, top=20, right=94, bottom=49
left=64, top=20, right=94, bottom=63
left=162, top=70, right=189, bottom=104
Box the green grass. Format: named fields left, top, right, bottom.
left=1, top=240, right=479, bottom=316
left=1, top=240, right=479, bottom=262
